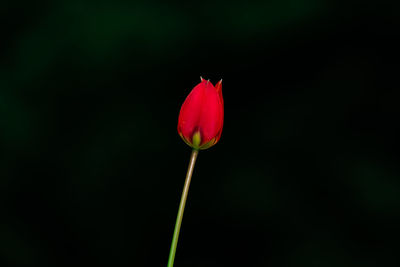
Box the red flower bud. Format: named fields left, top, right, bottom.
left=177, top=78, right=224, bottom=150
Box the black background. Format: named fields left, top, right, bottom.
left=1, top=0, right=400, bottom=266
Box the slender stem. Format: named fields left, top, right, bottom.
left=167, top=149, right=199, bottom=267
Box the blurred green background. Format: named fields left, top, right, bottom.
left=1, top=0, right=400, bottom=266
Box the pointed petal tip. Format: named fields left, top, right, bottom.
left=215, top=79, right=223, bottom=92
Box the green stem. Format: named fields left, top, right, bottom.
left=167, top=149, right=199, bottom=267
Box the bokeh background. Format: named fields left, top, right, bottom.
left=1, top=0, right=400, bottom=266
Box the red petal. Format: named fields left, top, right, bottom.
left=197, top=82, right=223, bottom=144
left=214, top=79, right=224, bottom=143
left=178, top=80, right=207, bottom=141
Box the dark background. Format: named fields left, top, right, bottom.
left=1, top=0, right=400, bottom=266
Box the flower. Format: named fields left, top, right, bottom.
left=177, top=77, right=224, bottom=150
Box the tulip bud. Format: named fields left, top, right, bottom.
left=177, top=78, right=224, bottom=150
